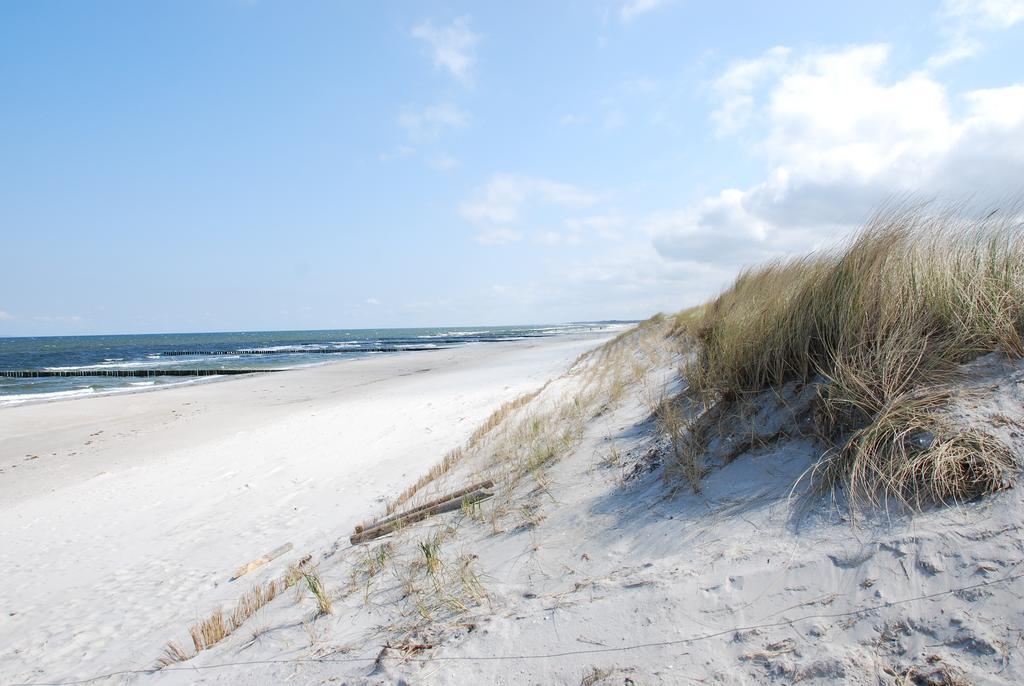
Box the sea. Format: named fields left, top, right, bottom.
left=0, top=324, right=614, bottom=406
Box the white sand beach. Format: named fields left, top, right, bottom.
left=3, top=319, right=1024, bottom=685
left=0, top=331, right=616, bottom=685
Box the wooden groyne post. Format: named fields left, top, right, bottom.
left=0, top=369, right=284, bottom=378
left=159, top=346, right=444, bottom=356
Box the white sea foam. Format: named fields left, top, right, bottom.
left=240, top=345, right=309, bottom=352
left=417, top=330, right=488, bottom=338
left=44, top=355, right=243, bottom=371
left=0, top=387, right=97, bottom=406
left=0, top=377, right=215, bottom=407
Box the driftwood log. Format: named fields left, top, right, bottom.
left=350, top=487, right=494, bottom=545
left=354, top=479, right=495, bottom=534
left=230, top=542, right=293, bottom=581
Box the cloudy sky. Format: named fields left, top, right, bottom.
left=2, top=1, right=1023, bottom=335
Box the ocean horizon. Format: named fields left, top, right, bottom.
left=0, top=323, right=621, bottom=406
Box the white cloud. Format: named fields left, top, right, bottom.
left=711, top=46, right=790, bottom=135
left=398, top=103, right=469, bottom=141
left=650, top=190, right=777, bottom=266
left=929, top=0, right=1024, bottom=67
left=536, top=215, right=625, bottom=247
left=657, top=43, right=1024, bottom=267
left=411, top=17, right=479, bottom=84
left=620, top=0, right=670, bottom=21
left=459, top=174, right=599, bottom=226
left=460, top=175, right=605, bottom=249
left=364, top=298, right=380, bottom=306
left=0, top=310, right=12, bottom=321
left=926, top=36, right=982, bottom=69
left=556, top=243, right=731, bottom=314
left=942, top=0, right=1024, bottom=28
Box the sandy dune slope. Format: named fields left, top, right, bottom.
left=0, top=332, right=614, bottom=685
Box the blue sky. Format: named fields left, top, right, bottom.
left=2, top=1, right=1023, bottom=335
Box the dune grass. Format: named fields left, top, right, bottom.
left=302, top=568, right=333, bottom=616
left=382, top=316, right=678, bottom=523
left=156, top=578, right=283, bottom=667
left=679, top=203, right=1023, bottom=506
left=384, top=384, right=551, bottom=516
left=157, top=561, right=324, bottom=668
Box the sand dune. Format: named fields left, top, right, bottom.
left=0, top=332, right=615, bottom=685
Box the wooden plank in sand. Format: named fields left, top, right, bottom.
left=350, top=488, right=494, bottom=545
left=354, top=479, right=495, bottom=534
left=230, top=543, right=294, bottom=581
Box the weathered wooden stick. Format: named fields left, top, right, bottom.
left=230, top=542, right=293, bottom=581
left=354, top=479, right=495, bottom=534
left=350, top=489, right=493, bottom=545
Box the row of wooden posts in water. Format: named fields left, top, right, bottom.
left=1, top=334, right=555, bottom=379
left=159, top=346, right=440, bottom=356
left=158, top=335, right=551, bottom=357
left=0, top=369, right=282, bottom=378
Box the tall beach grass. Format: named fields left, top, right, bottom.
left=681, top=203, right=1023, bottom=506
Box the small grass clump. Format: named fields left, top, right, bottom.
left=302, top=568, right=333, bottom=616
left=189, top=608, right=230, bottom=652
left=158, top=576, right=289, bottom=667
left=683, top=203, right=1023, bottom=507
left=655, top=391, right=703, bottom=492
left=230, top=580, right=278, bottom=630
left=157, top=578, right=282, bottom=667
left=156, top=641, right=191, bottom=668
left=419, top=535, right=443, bottom=576
left=815, top=387, right=1016, bottom=508
left=385, top=384, right=551, bottom=515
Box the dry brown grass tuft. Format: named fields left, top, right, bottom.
left=656, top=393, right=703, bottom=492
left=467, top=386, right=548, bottom=448
left=669, top=304, right=706, bottom=342
left=683, top=203, right=1023, bottom=507
left=385, top=385, right=552, bottom=515
left=282, top=563, right=305, bottom=590
left=231, top=580, right=278, bottom=629
left=815, top=387, right=1016, bottom=508
left=155, top=641, right=191, bottom=668
left=159, top=577, right=283, bottom=667
left=386, top=447, right=465, bottom=515
left=189, top=608, right=230, bottom=652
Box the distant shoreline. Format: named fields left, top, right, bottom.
left=0, top=323, right=624, bottom=408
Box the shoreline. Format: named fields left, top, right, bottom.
left=0, top=326, right=623, bottom=410
left=0, top=357, right=358, bottom=409
left=0, top=329, right=618, bottom=683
